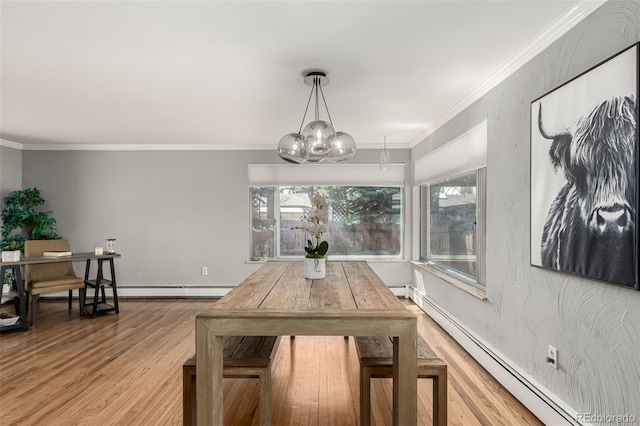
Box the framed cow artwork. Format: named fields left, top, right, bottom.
left=530, top=42, right=639, bottom=290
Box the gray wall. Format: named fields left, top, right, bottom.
left=0, top=145, right=22, bottom=200
left=412, top=1, right=640, bottom=422
left=21, top=148, right=411, bottom=288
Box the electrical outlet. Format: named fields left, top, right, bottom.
left=546, top=345, right=558, bottom=369
left=201, top=267, right=208, bottom=276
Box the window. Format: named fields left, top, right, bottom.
left=420, top=169, right=485, bottom=286
left=414, top=121, right=487, bottom=288
left=250, top=187, right=276, bottom=258
left=251, top=186, right=403, bottom=259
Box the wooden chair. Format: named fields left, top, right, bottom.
left=24, top=239, right=85, bottom=325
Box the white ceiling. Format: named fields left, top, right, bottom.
left=0, top=1, right=605, bottom=151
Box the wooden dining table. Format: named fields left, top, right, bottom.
left=195, top=261, right=417, bottom=425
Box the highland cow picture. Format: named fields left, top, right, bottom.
left=530, top=43, right=639, bottom=289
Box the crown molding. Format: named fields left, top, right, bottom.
left=408, top=0, right=608, bottom=148
left=0, top=139, right=24, bottom=150
left=1, top=142, right=274, bottom=151
left=1, top=139, right=411, bottom=151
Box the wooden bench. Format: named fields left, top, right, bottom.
left=354, top=335, right=447, bottom=426
left=183, top=335, right=280, bottom=426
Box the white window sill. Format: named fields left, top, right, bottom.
left=364, top=258, right=409, bottom=263
left=411, top=260, right=487, bottom=301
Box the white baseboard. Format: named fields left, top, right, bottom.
left=407, top=286, right=585, bottom=426
left=116, top=286, right=231, bottom=298
left=39, top=286, right=231, bottom=299
left=41, top=285, right=408, bottom=299
left=389, top=285, right=407, bottom=297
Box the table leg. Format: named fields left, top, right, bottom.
left=79, top=287, right=85, bottom=317
left=83, top=259, right=91, bottom=316
left=14, top=267, right=28, bottom=331
left=196, top=321, right=224, bottom=426
left=91, top=259, right=104, bottom=318
left=109, top=258, right=119, bottom=314
left=393, top=318, right=417, bottom=426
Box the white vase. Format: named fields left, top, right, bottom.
left=1, top=250, right=21, bottom=262
left=304, top=257, right=326, bottom=279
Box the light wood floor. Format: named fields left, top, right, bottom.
left=0, top=298, right=542, bottom=426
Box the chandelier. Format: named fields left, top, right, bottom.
left=277, top=71, right=356, bottom=163
left=379, top=135, right=391, bottom=170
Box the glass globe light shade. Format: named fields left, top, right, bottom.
left=302, top=120, right=335, bottom=162
left=326, top=132, right=357, bottom=163
left=379, top=149, right=391, bottom=169
left=277, top=133, right=309, bottom=163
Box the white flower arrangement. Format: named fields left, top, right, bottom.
left=295, top=194, right=329, bottom=258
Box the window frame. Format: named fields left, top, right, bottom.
left=419, top=167, right=486, bottom=290
left=250, top=185, right=405, bottom=260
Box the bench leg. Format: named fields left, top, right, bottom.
left=258, top=367, right=272, bottom=426
left=360, top=366, right=373, bottom=426
left=360, top=366, right=447, bottom=426
left=433, top=369, right=447, bottom=426
left=184, top=362, right=273, bottom=426
left=183, top=363, right=195, bottom=426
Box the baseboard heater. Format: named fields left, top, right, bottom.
left=407, top=286, right=582, bottom=426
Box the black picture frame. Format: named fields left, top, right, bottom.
left=530, top=42, right=639, bottom=290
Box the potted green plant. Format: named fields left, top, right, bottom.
left=294, top=194, right=329, bottom=279
left=1, top=241, right=21, bottom=262
left=1, top=187, right=61, bottom=254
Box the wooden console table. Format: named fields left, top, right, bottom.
left=0, top=252, right=121, bottom=332
left=196, top=261, right=417, bottom=425
left=83, top=254, right=120, bottom=318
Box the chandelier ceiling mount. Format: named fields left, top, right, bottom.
left=277, top=70, right=356, bottom=164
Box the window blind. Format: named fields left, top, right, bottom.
left=413, top=120, right=487, bottom=185
left=248, top=163, right=405, bottom=186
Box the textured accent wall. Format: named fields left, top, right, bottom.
left=412, top=1, right=640, bottom=422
